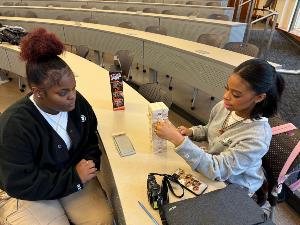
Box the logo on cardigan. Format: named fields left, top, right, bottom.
left=81, top=115, right=86, bottom=122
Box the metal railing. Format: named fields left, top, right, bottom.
left=245, top=9, right=279, bottom=56
left=233, top=0, right=279, bottom=58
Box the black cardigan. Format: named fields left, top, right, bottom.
left=0, top=92, right=102, bottom=200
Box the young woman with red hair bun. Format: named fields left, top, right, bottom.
left=0, top=28, right=113, bottom=225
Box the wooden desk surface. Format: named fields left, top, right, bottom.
left=0, top=43, right=226, bottom=225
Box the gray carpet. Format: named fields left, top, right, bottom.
left=249, top=29, right=300, bottom=128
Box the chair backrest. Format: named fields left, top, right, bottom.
left=3, top=2, right=13, bottom=6
left=56, top=15, right=71, bottom=21
left=127, top=7, right=138, bottom=12
left=21, top=11, right=38, bottom=18
left=115, top=50, right=134, bottom=78
left=187, top=12, right=197, bottom=17
left=161, top=10, right=176, bottom=15
left=102, top=6, right=112, bottom=10
left=46, top=3, right=61, bottom=7
left=261, top=117, right=300, bottom=205
left=175, top=0, right=185, bottom=4
left=81, top=4, right=93, bottom=9
left=145, top=26, right=167, bottom=35
left=76, top=45, right=89, bottom=59
left=186, top=1, right=203, bottom=5
left=207, top=14, right=229, bottom=21
left=118, top=22, right=136, bottom=29
left=223, top=42, right=259, bottom=57
left=3, top=11, right=15, bottom=17
left=15, top=2, right=28, bottom=6
left=197, top=34, right=222, bottom=48
left=143, top=8, right=159, bottom=14
left=138, top=83, right=172, bottom=108
left=82, top=18, right=98, bottom=24
left=206, top=2, right=222, bottom=6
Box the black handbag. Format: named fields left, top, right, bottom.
left=0, top=24, right=28, bottom=45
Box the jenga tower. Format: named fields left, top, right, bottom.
left=148, top=102, right=169, bottom=153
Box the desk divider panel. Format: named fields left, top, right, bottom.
left=4, top=48, right=26, bottom=78
left=0, top=0, right=233, bottom=19
left=0, top=46, right=11, bottom=72
left=163, top=0, right=228, bottom=5
left=160, top=17, right=239, bottom=46
left=143, top=41, right=232, bottom=99
left=37, top=8, right=92, bottom=22
left=87, top=1, right=233, bottom=19
left=63, top=25, right=144, bottom=63
left=91, top=11, right=159, bottom=31
left=22, top=0, right=84, bottom=8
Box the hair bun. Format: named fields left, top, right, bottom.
left=20, top=28, right=65, bottom=62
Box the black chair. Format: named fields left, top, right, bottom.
left=138, top=83, right=172, bottom=108
left=207, top=14, right=229, bottom=21
left=75, top=45, right=89, bottom=59
left=127, top=7, right=138, bottom=12
left=206, top=2, right=222, bottom=6
left=254, top=116, right=300, bottom=221
left=143, top=8, right=159, bottom=14
left=118, top=22, right=136, bottom=29
left=223, top=42, right=259, bottom=57
left=186, top=1, right=203, bottom=5
left=56, top=15, right=72, bottom=21
left=81, top=4, right=93, bottom=9
left=115, top=50, right=134, bottom=80
left=15, top=2, right=28, bottom=6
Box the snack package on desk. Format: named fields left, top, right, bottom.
left=109, top=56, right=125, bottom=111
left=174, top=168, right=207, bottom=195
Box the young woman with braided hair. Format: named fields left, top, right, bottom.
left=155, top=59, right=285, bottom=194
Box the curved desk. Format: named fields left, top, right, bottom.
left=24, top=0, right=229, bottom=6
left=0, top=43, right=226, bottom=225
left=0, top=16, right=280, bottom=100
left=0, top=6, right=246, bottom=45
left=0, top=0, right=234, bottom=19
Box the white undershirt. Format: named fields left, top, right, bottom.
left=228, top=111, right=268, bottom=125
left=30, top=95, right=71, bottom=150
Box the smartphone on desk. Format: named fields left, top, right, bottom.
left=174, top=168, right=207, bottom=195
left=112, top=132, right=136, bottom=157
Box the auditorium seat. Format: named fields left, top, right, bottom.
left=118, top=22, right=136, bottom=29
left=206, top=2, right=222, bottom=6
left=223, top=42, right=259, bottom=57
left=82, top=18, right=98, bottom=24
left=81, top=5, right=93, bottom=9
left=207, top=14, right=229, bottom=21
left=186, top=1, right=203, bottom=5
left=56, top=15, right=72, bottom=21
left=143, top=8, right=160, bottom=14
left=127, top=7, right=138, bottom=12
left=21, top=11, right=38, bottom=18
left=15, top=2, right=28, bottom=6
left=161, top=10, right=177, bottom=15
left=102, top=6, right=112, bottom=10
left=138, top=83, right=173, bottom=108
